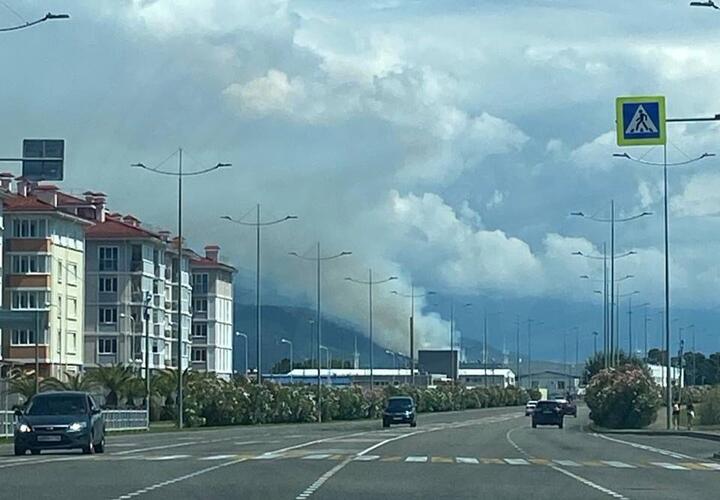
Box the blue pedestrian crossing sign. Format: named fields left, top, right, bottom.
left=616, top=96, right=666, bottom=146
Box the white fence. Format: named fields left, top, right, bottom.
left=1, top=409, right=148, bottom=437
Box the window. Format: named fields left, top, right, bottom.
left=99, top=276, right=117, bottom=293
left=193, top=323, right=207, bottom=338
left=57, top=294, right=62, bottom=319
left=98, top=338, right=117, bottom=354
left=57, top=260, right=63, bottom=283
left=191, top=348, right=207, bottom=362
left=68, top=297, right=78, bottom=319
left=11, top=290, right=49, bottom=310
left=557, top=381, right=566, bottom=390
left=68, top=263, right=78, bottom=286
left=99, top=247, right=118, bottom=271
left=193, top=298, right=207, bottom=313
left=11, top=255, right=49, bottom=274
left=192, top=273, right=208, bottom=294
left=99, top=307, right=117, bottom=324
left=12, top=219, right=47, bottom=238
left=11, top=329, right=36, bottom=345
left=67, top=331, right=77, bottom=354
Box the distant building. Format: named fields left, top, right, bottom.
left=647, top=364, right=683, bottom=388
left=266, top=368, right=424, bottom=387
left=189, top=245, right=235, bottom=379
left=457, top=368, right=516, bottom=388
left=518, top=370, right=580, bottom=396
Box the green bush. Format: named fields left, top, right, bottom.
left=586, top=364, right=661, bottom=429
left=699, top=386, right=720, bottom=425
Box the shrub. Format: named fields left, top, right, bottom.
left=586, top=364, right=661, bottom=429
left=699, top=386, right=720, bottom=425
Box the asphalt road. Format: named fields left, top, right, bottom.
left=1, top=405, right=719, bottom=499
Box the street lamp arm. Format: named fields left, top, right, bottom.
left=132, top=161, right=230, bottom=177
left=289, top=251, right=352, bottom=261
left=613, top=152, right=714, bottom=168
left=0, top=12, right=69, bottom=32
left=222, top=214, right=298, bottom=226
left=345, top=276, right=398, bottom=286
left=573, top=250, right=636, bottom=260
left=571, top=211, right=652, bottom=223
left=690, top=1, right=720, bottom=9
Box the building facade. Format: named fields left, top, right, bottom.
left=189, top=245, right=234, bottom=378
left=1, top=181, right=90, bottom=378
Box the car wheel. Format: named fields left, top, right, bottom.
left=82, top=436, right=95, bottom=455
left=30, top=449, right=41, bottom=455
left=558, top=421, right=564, bottom=429
left=95, top=434, right=105, bottom=454
left=410, top=421, right=417, bottom=428
left=382, top=420, right=390, bottom=428
left=14, top=445, right=25, bottom=456
left=532, top=422, right=537, bottom=428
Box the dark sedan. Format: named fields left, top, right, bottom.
left=383, top=396, right=417, bottom=427
left=14, top=391, right=106, bottom=455
left=531, top=400, right=564, bottom=429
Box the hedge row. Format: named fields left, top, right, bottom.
left=181, top=373, right=532, bottom=427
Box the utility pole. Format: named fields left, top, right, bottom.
left=515, top=315, right=520, bottom=382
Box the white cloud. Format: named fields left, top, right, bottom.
left=486, top=190, right=505, bottom=209
left=223, top=70, right=306, bottom=116
left=569, top=131, right=615, bottom=170
left=671, top=173, right=720, bottom=217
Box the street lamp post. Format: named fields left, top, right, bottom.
left=592, top=331, right=599, bottom=357
left=527, top=319, right=544, bottom=387
left=222, top=209, right=297, bottom=385
left=320, top=345, right=331, bottom=385
left=235, top=332, right=248, bottom=376
left=345, top=272, right=397, bottom=387
left=133, top=149, right=230, bottom=430
left=385, top=350, right=398, bottom=384
left=120, top=312, right=136, bottom=370
left=391, top=287, right=436, bottom=385
left=289, top=245, right=351, bottom=423
left=281, top=339, right=293, bottom=383
left=614, top=132, right=717, bottom=429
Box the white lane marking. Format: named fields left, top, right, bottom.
left=112, top=441, right=200, bottom=456
left=0, top=455, right=86, bottom=469
left=593, top=433, right=695, bottom=460
left=295, top=431, right=422, bottom=500
left=700, top=462, right=720, bottom=470
left=198, top=455, right=237, bottom=461
left=353, top=455, right=380, bottom=461
left=405, top=456, right=428, bottom=463
left=651, top=462, right=689, bottom=470
left=504, top=458, right=529, bottom=465
left=109, top=443, right=138, bottom=447
left=144, top=455, right=190, bottom=461
left=234, top=440, right=268, bottom=446
left=456, top=457, right=479, bottom=464
left=506, top=426, right=629, bottom=500
left=110, top=429, right=378, bottom=500
left=303, top=454, right=331, bottom=460
left=602, top=461, right=636, bottom=469
left=554, top=460, right=582, bottom=467
left=550, top=465, right=629, bottom=500
left=111, top=457, right=249, bottom=500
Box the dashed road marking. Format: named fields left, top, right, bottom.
left=504, top=458, right=530, bottom=465
left=699, top=462, right=720, bottom=470
left=405, top=456, right=428, bottom=463
left=651, top=462, right=689, bottom=470
left=602, top=461, right=635, bottom=469
left=198, top=454, right=237, bottom=461
left=353, top=455, right=380, bottom=462
left=554, top=460, right=581, bottom=467
left=303, top=454, right=331, bottom=460
left=144, top=455, right=190, bottom=461
left=456, top=457, right=479, bottom=464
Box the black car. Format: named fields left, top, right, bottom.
left=14, top=391, right=106, bottom=455
left=383, top=396, right=417, bottom=428
left=562, top=399, right=577, bottom=417
left=531, top=400, right=564, bottom=429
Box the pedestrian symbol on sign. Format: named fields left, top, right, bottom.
left=616, top=96, right=666, bottom=146
left=625, top=105, right=658, bottom=134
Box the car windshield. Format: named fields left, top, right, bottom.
left=387, top=399, right=413, bottom=411
left=536, top=402, right=559, bottom=410
left=27, top=395, right=87, bottom=416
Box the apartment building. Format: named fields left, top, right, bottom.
left=162, top=239, right=192, bottom=370
left=1, top=180, right=90, bottom=378
left=189, top=245, right=235, bottom=378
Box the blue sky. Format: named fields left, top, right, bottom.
left=2, top=0, right=720, bottom=361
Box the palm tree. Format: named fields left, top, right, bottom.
left=86, top=364, right=134, bottom=408
left=122, top=376, right=146, bottom=408
left=6, top=369, right=38, bottom=402
left=43, top=372, right=98, bottom=392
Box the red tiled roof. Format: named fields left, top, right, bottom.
left=188, top=249, right=236, bottom=271
left=86, top=218, right=162, bottom=240
left=3, top=194, right=56, bottom=211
